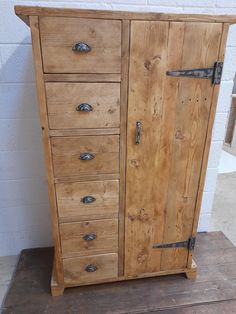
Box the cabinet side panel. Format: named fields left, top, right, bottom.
left=187, top=23, right=229, bottom=267
left=29, top=16, right=64, bottom=285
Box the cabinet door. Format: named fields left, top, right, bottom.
left=125, top=21, right=222, bottom=276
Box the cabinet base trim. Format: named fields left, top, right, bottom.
left=51, top=257, right=197, bottom=296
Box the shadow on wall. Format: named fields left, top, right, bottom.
left=0, top=39, right=53, bottom=256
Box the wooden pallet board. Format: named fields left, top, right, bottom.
left=2, top=232, right=236, bottom=313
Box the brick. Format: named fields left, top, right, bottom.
left=0, top=226, right=52, bottom=256
left=0, top=44, right=35, bottom=83
left=216, top=0, right=235, bottom=7
left=148, top=5, right=184, bottom=12
left=201, top=192, right=215, bottom=214
left=0, top=150, right=45, bottom=180
left=208, top=141, right=223, bottom=168
left=214, top=7, right=236, bottom=13
left=148, top=0, right=178, bottom=6
left=226, top=24, right=236, bottom=47
left=212, top=113, right=228, bottom=141
left=222, top=47, right=236, bottom=81
left=198, top=213, right=211, bottom=232
left=18, top=1, right=111, bottom=9
left=216, top=81, right=233, bottom=113
left=0, top=178, right=49, bottom=208
left=107, top=0, right=147, bottom=4
left=0, top=118, right=42, bottom=151
left=0, top=1, right=31, bottom=44
left=110, top=4, right=148, bottom=11
left=183, top=7, right=216, bottom=14
left=0, top=84, right=38, bottom=119
left=0, top=204, right=50, bottom=232
left=204, top=168, right=218, bottom=192
left=180, top=0, right=216, bottom=7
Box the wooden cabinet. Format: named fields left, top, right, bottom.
left=15, top=5, right=235, bottom=296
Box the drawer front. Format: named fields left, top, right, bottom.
left=63, top=253, right=118, bottom=285
left=40, top=17, right=121, bottom=73
left=51, top=135, right=119, bottom=178
left=60, top=219, right=118, bottom=258
left=46, top=83, right=120, bottom=129
left=56, top=180, right=119, bottom=222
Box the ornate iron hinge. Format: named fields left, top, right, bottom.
left=153, top=236, right=196, bottom=251
left=166, top=61, right=223, bottom=85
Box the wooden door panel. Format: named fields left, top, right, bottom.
left=125, top=21, right=222, bottom=276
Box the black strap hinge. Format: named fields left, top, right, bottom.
left=166, top=61, right=223, bottom=85
left=153, top=236, right=196, bottom=251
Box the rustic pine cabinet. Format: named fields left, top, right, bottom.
left=15, top=5, right=235, bottom=296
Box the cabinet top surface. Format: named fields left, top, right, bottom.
left=15, top=5, right=236, bottom=26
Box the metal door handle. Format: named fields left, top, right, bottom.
left=76, top=103, right=93, bottom=112
left=72, top=42, right=91, bottom=53
left=81, top=195, right=96, bottom=204
left=136, top=121, right=141, bottom=144
left=85, top=264, right=97, bottom=272
left=79, top=153, right=94, bottom=161
left=83, top=233, right=97, bottom=241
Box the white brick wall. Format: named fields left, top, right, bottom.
left=0, top=0, right=236, bottom=256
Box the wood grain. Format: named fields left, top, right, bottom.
left=16, top=5, right=236, bottom=24
left=63, top=253, right=118, bottom=285
left=56, top=180, right=119, bottom=222
left=51, top=135, right=120, bottom=178
left=40, top=16, right=121, bottom=74
left=46, top=82, right=120, bottom=129
left=44, top=73, right=121, bottom=82
left=60, top=219, right=118, bottom=257
left=125, top=21, right=222, bottom=276
left=29, top=16, right=64, bottom=288
left=125, top=21, right=169, bottom=276
left=160, top=22, right=222, bottom=271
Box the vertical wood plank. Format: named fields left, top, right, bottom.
left=118, top=19, right=130, bottom=276
left=161, top=22, right=222, bottom=271
left=125, top=21, right=169, bottom=276
left=29, top=16, right=64, bottom=288
left=187, top=23, right=229, bottom=268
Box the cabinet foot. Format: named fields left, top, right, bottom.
left=185, top=259, right=197, bottom=280
left=51, top=261, right=64, bottom=296
left=51, top=283, right=65, bottom=297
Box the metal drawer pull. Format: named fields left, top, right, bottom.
left=85, top=264, right=97, bottom=272
left=136, top=121, right=141, bottom=144
left=83, top=233, right=97, bottom=241
left=76, top=103, right=93, bottom=112
left=72, top=42, right=91, bottom=53
left=81, top=195, right=96, bottom=204
left=79, top=153, right=94, bottom=161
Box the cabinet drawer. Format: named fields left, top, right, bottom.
left=63, top=253, right=118, bottom=285
left=56, top=180, right=119, bottom=222
left=60, top=219, right=118, bottom=258
left=51, top=135, right=119, bottom=178
left=40, top=17, right=121, bottom=73
left=46, top=83, right=120, bottom=129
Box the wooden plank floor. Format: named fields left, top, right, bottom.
left=2, top=232, right=236, bottom=314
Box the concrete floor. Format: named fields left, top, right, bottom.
left=0, top=172, right=236, bottom=308
left=209, top=171, right=236, bottom=246
left=0, top=255, right=18, bottom=309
